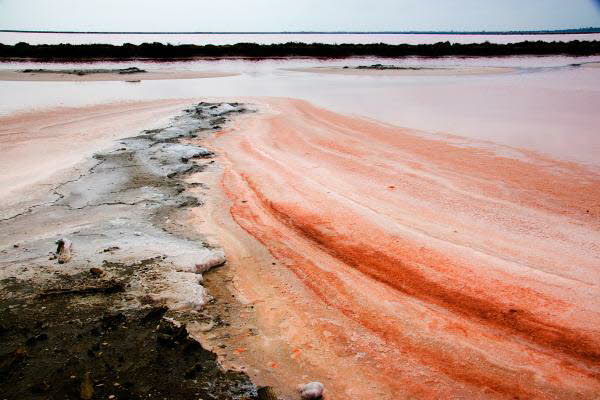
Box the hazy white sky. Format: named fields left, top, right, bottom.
left=1, top=0, right=599, bottom=32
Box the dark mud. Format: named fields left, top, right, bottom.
left=351, top=64, right=442, bottom=70
left=20, top=67, right=146, bottom=75
left=0, top=260, right=256, bottom=400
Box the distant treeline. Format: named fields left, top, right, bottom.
left=1, top=41, right=599, bottom=60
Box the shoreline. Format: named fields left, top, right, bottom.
left=285, top=65, right=515, bottom=76
left=182, top=137, right=316, bottom=400
left=2, top=98, right=600, bottom=399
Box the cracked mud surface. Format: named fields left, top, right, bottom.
left=0, top=102, right=264, bottom=399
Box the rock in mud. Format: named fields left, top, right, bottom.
left=56, top=238, right=72, bottom=264
left=298, top=381, right=325, bottom=399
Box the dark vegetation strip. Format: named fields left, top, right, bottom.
left=1, top=40, right=599, bottom=60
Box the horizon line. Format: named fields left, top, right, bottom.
left=1, top=27, right=600, bottom=35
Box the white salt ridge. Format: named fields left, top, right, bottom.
left=151, top=271, right=211, bottom=310
left=207, top=103, right=242, bottom=116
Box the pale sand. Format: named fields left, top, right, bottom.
left=0, top=69, right=238, bottom=82
left=285, top=66, right=514, bottom=76
left=195, top=98, right=600, bottom=399
left=0, top=99, right=195, bottom=215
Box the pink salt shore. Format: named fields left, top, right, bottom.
left=4, top=96, right=598, bottom=399
left=202, top=97, right=600, bottom=399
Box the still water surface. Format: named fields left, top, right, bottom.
left=1, top=55, right=599, bottom=168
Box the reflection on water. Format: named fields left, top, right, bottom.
left=0, top=56, right=599, bottom=168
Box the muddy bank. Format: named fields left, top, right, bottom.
left=285, top=65, right=514, bottom=76
left=0, top=102, right=266, bottom=399
left=0, top=262, right=255, bottom=399
left=20, top=67, right=147, bottom=75
left=0, top=69, right=238, bottom=81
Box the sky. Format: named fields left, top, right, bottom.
left=1, top=0, right=599, bottom=32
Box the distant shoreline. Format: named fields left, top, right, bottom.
left=1, top=40, right=599, bottom=60
left=2, top=28, right=600, bottom=35
left=0, top=68, right=238, bottom=81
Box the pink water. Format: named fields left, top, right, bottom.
left=0, top=55, right=599, bottom=169
left=2, top=32, right=600, bottom=46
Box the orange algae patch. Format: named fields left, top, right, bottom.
left=210, top=98, right=600, bottom=399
